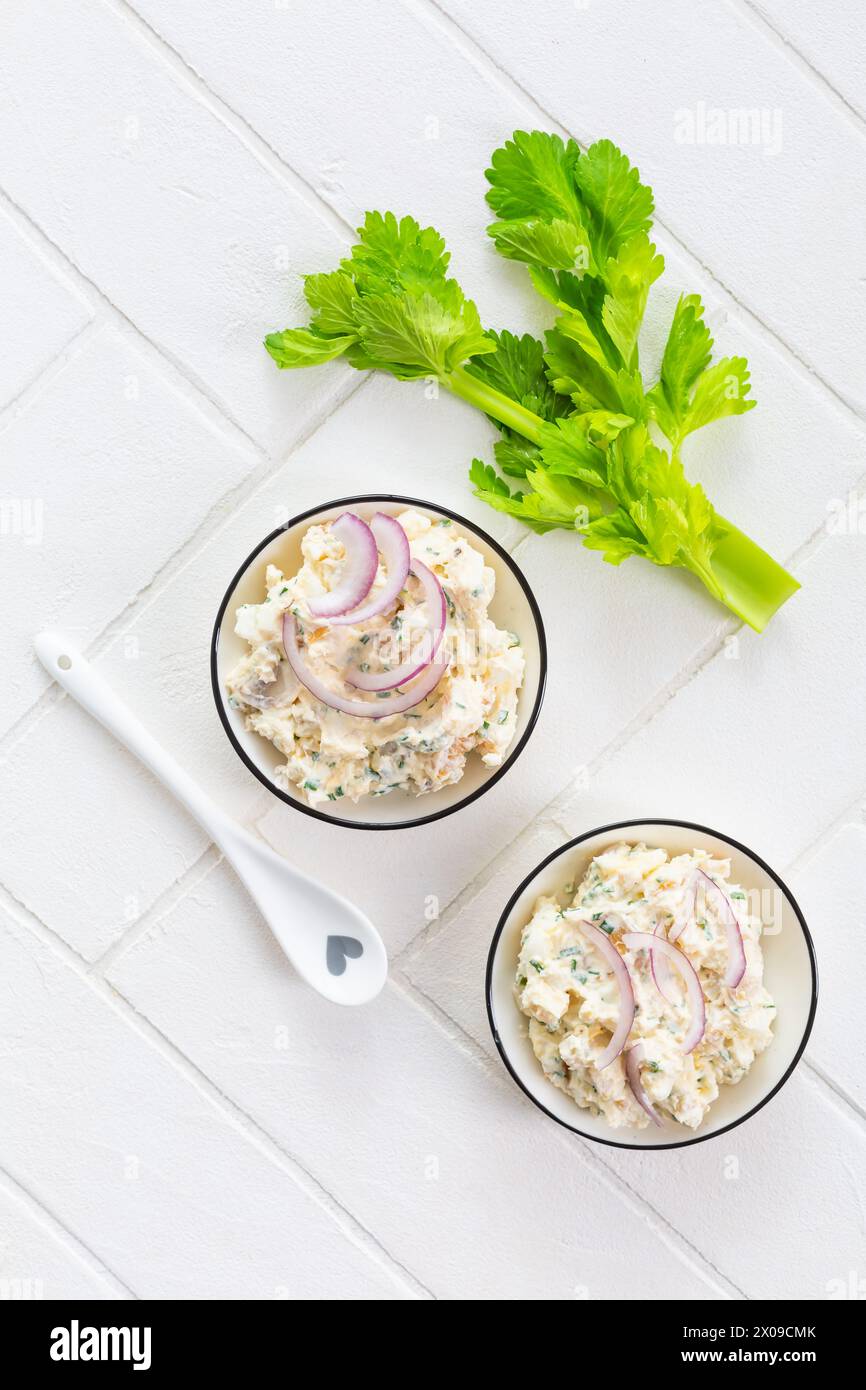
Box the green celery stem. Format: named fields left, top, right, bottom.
left=447, top=364, right=545, bottom=446
left=709, top=518, right=800, bottom=633
left=445, top=364, right=799, bottom=632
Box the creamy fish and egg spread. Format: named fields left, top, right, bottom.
left=226, top=509, right=524, bottom=808
left=515, top=843, right=776, bottom=1130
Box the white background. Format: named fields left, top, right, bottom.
left=0, top=0, right=864, bottom=1301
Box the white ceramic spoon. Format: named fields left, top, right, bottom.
left=35, top=632, right=388, bottom=1005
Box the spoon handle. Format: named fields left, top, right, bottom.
left=35, top=631, right=388, bottom=1006
left=34, top=631, right=233, bottom=843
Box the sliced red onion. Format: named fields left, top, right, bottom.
left=327, top=513, right=411, bottom=626
left=573, top=918, right=635, bottom=1069
left=650, top=921, right=681, bottom=1007
left=282, top=613, right=448, bottom=719
left=624, top=1044, right=662, bottom=1128
left=669, top=870, right=698, bottom=943
left=621, top=931, right=706, bottom=1054
left=697, top=869, right=747, bottom=989
left=307, top=513, right=378, bottom=619
left=346, top=560, right=446, bottom=692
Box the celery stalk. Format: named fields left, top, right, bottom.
left=445, top=364, right=799, bottom=631
left=447, top=365, right=545, bottom=446
left=707, top=519, right=800, bottom=633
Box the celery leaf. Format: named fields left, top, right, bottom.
left=648, top=295, right=756, bottom=445
left=264, top=327, right=356, bottom=368
left=353, top=284, right=493, bottom=379
left=573, top=139, right=654, bottom=265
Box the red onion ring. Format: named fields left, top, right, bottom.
left=282, top=613, right=448, bottom=719
left=669, top=871, right=697, bottom=943
left=346, top=560, right=446, bottom=692
left=620, top=931, right=706, bottom=1054
left=696, top=869, right=747, bottom=989
left=670, top=868, right=747, bottom=989
left=573, top=918, right=635, bottom=1069
left=307, top=513, right=378, bottom=619
left=624, top=1044, right=662, bottom=1127
left=651, top=920, right=681, bottom=1006
left=327, top=513, right=411, bottom=626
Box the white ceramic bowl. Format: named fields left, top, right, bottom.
left=211, top=494, right=546, bottom=830
left=486, top=818, right=818, bottom=1150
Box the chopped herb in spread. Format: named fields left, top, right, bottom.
left=226, top=509, right=525, bottom=810
left=515, top=842, right=776, bottom=1133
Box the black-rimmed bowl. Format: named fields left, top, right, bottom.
left=211, top=494, right=547, bottom=830
left=486, top=818, right=818, bottom=1150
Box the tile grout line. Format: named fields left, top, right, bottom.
left=0, top=1164, right=137, bottom=1301
left=0, top=185, right=266, bottom=456
left=83, top=380, right=370, bottom=667
left=4, top=409, right=799, bottom=1005
left=15, top=784, right=866, bottom=1294
left=782, top=810, right=866, bottom=1132
left=801, top=1057, right=866, bottom=1134
left=736, top=0, right=866, bottom=139
left=89, top=844, right=225, bottom=977
left=8, top=685, right=865, bottom=1295
left=8, top=816, right=742, bottom=1301
left=0, top=365, right=370, bottom=771
left=0, top=197, right=94, bottom=317
left=0, top=0, right=853, bottom=805
left=89, top=788, right=272, bottom=974
left=0, top=889, right=433, bottom=1302
left=0, top=316, right=100, bottom=429
left=389, top=969, right=745, bottom=1299
left=393, top=814, right=570, bottom=969
left=8, top=827, right=738, bottom=1297
left=3, top=0, right=860, bottom=474
left=101, top=0, right=866, bottom=436
left=652, top=218, right=864, bottom=426
left=394, top=611, right=739, bottom=968
left=107, top=978, right=436, bottom=1301
left=4, top=0, right=860, bottom=1297
left=0, top=880, right=95, bottom=973
left=6, top=344, right=862, bottom=1215
left=400, top=742, right=866, bottom=1144
left=409, top=0, right=866, bottom=430
left=398, top=470, right=866, bottom=970
left=782, top=791, right=866, bottom=883
left=107, top=0, right=352, bottom=244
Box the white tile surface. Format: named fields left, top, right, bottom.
left=0, top=325, right=257, bottom=736
left=435, top=0, right=866, bottom=411
left=791, top=824, right=866, bottom=1110
left=0, top=698, right=206, bottom=962
left=402, top=826, right=866, bottom=1299
left=0, top=1181, right=122, bottom=1301
left=0, top=211, right=91, bottom=409
left=555, top=531, right=866, bottom=869
left=128, top=0, right=552, bottom=339
left=401, top=817, right=570, bottom=1050
left=0, top=0, right=353, bottom=452
left=600, top=1069, right=866, bottom=1300
left=0, top=0, right=863, bottom=1300
left=749, top=0, right=866, bottom=123
left=0, top=909, right=409, bottom=1300
left=107, top=859, right=721, bottom=1300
